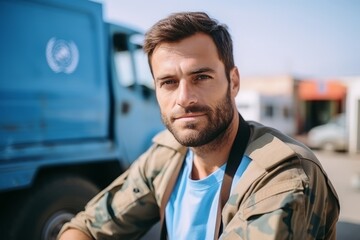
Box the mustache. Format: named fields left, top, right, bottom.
left=171, top=105, right=212, bottom=119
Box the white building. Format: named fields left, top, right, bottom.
left=236, top=90, right=296, bottom=136
left=343, top=77, right=360, bottom=153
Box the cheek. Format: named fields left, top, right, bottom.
left=156, top=91, right=172, bottom=112
left=208, top=84, right=228, bottom=102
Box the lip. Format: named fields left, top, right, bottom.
left=174, top=113, right=206, bottom=120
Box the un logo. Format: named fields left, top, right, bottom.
left=46, top=37, right=79, bottom=74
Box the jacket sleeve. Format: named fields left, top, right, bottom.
left=220, top=157, right=339, bottom=240
left=58, top=144, right=163, bottom=240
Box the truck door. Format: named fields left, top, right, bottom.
left=109, top=25, right=164, bottom=168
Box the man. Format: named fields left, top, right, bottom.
left=58, top=12, right=339, bottom=240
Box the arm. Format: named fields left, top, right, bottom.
left=57, top=143, right=176, bottom=239
left=57, top=164, right=159, bottom=239
left=58, top=229, right=92, bottom=240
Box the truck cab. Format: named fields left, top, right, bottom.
left=0, top=0, right=163, bottom=239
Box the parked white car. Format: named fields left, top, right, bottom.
left=307, top=114, right=348, bottom=151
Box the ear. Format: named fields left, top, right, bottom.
left=229, top=67, right=240, bottom=98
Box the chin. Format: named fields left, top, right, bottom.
left=171, top=128, right=200, bottom=145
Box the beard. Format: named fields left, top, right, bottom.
left=161, top=87, right=234, bottom=147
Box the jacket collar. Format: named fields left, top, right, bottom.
left=152, top=130, right=187, bottom=154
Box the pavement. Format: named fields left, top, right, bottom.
left=313, top=150, right=360, bottom=240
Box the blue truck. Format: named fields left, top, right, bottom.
left=0, top=0, right=164, bottom=239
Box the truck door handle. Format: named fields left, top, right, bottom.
left=121, top=101, right=130, bottom=114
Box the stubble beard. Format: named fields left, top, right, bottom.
left=162, top=87, right=234, bottom=148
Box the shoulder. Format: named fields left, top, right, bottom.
left=244, top=121, right=337, bottom=197
left=246, top=121, right=319, bottom=169
left=238, top=120, right=339, bottom=213
left=223, top=121, right=339, bottom=238
left=246, top=121, right=339, bottom=198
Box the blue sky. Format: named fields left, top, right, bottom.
left=99, top=0, right=360, bottom=79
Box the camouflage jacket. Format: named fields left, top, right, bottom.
left=59, top=121, right=340, bottom=239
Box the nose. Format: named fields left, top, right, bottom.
left=176, top=80, right=197, bottom=107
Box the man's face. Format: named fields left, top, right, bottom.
left=151, top=33, right=239, bottom=147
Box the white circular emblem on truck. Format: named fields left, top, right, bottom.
left=46, top=37, right=79, bottom=74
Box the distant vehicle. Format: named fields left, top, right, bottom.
left=307, top=113, right=348, bottom=151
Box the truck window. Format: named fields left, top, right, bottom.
left=129, top=34, right=154, bottom=89
left=114, top=33, right=134, bottom=87
left=113, top=33, right=153, bottom=90
left=133, top=44, right=154, bottom=89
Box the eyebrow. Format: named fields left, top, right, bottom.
left=155, top=74, right=175, bottom=82
left=189, top=67, right=215, bottom=75
left=155, top=67, right=215, bottom=82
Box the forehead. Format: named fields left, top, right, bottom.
left=151, top=33, right=222, bottom=75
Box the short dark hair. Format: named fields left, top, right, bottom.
left=143, top=12, right=234, bottom=80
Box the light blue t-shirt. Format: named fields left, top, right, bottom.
left=165, top=150, right=251, bottom=240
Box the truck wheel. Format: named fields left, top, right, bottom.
left=11, top=176, right=100, bottom=240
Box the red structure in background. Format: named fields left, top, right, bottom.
left=299, top=80, right=347, bottom=101
left=297, top=80, right=347, bottom=133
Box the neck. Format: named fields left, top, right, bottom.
left=190, top=113, right=239, bottom=180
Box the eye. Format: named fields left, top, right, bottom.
left=195, top=74, right=211, bottom=81
left=159, top=79, right=178, bottom=88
